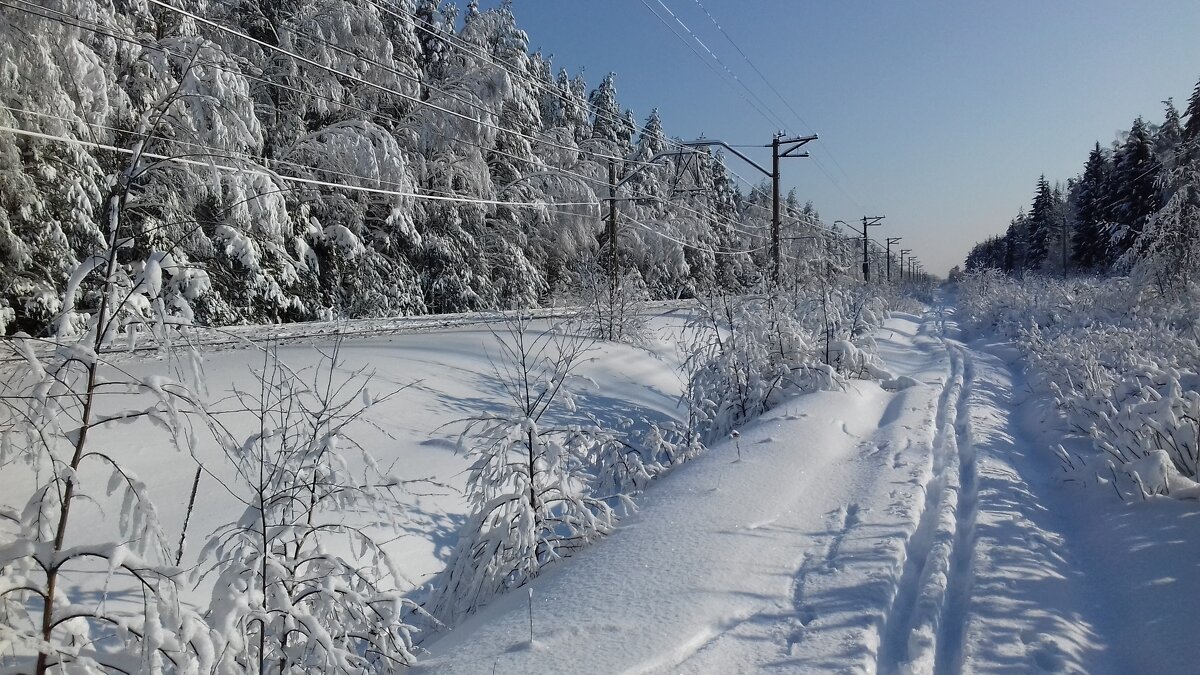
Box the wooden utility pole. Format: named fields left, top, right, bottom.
left=684, top=134, right=816, bottom=286
left=607, top=159, right=618, bottom=340
left=886, top=237, right=901, bottom=283
left=860, top=216, right=885, bottom=281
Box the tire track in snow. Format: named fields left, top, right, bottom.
left=877, top=340, right=977, bottom=674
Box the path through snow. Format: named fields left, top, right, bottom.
left=418, top=303, right=1200, bottom=674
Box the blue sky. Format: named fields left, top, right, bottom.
left=482, top=0, right=1200, bottom=274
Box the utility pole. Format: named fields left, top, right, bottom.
left=685, top=134, right=816, bottom=286
left=599, top=150, right=697, bottom=340
left=899, top=249, right=912, bottom=282
left=886, top=237, right=901, bottom=283
left=860, top=216, right=884, bottom=281
left=771, top=134, right=817, bottom=285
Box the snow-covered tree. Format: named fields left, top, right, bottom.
left=428, top=320, right=619, bottom=625
left=0, top=111, right=216, bottom=672
left=1025, top=175, right=1055, bottom=270
left=197, top=342, right=425, bottom=672
left=1071, top=143, right=1112, bottom=271
left=1106, top=117, right=1160, bottom=262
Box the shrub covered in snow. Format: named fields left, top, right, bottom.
left=681, top=283, right=888, bottom=441
left=958, top=271, right=1200, bottom=498
left=427, top=320, right=625, bottom=626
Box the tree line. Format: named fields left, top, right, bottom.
left=965, top=77, right=1200, bottom=287
left=0, top=0, right=845, bottom=336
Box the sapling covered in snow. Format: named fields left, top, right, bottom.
left=195, top=339, right=427, bottom=672
left=578, top=253, right=651, bottom=344
left=0, top=118, right=216, bottom=671
left=427, top=318, right=626, bottom=626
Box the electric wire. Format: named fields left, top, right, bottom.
left=2, top=0, right=896, bottom=266
left=690, top=0, right=872, bottom=212
left=636, top=0, right=781, bottom=131
left=142, top=0, right=643, bottom=168
left=0, top=122, right=604, bottom=208
left=1, top=0, right=622, bottom=198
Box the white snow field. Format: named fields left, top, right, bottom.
left=5, top=302, right=1200, bottom=672
left=417, top=306, right=1200, bottom=674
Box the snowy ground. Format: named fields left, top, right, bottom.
left=417, top=304, right=1200, bottom=674
left=5, top=300, right=1200, bottom=672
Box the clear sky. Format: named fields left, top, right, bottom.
left=483, top=0, right=1200, bottom=274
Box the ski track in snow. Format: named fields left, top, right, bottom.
left=13, top=296, right=1200, bottom=672
left=415, top=299, right=1200, bottom=673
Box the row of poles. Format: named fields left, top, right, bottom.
left=602, top=132, right=926, bottom=288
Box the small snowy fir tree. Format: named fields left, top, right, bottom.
left=427, top=319, right=623, bottom=625
left=195, top=339, right=427, bottom=672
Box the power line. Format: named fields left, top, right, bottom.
left=143, top=0, right=639, bottom=167
left=3, top=0, right=841, bottom=261
left=0, top=122, right=601, bottom=208
left=687, top=0, right=873, bottom=213
left=651, top=0, right=789, bottom=131
left=636, top=0, right=782, bottom=132
left=0, top=0, right=618, bottom=198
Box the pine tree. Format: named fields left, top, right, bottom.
left=1003, top=213, right=1025, bottom=274
left=1025, top=175, right=1055, bottom=270
left=0, top=6, right=123, bottom=332
left=1156, top=98, right=1184, bottom=171
left=588, top=72, right=624, bottom=145
left=1071, top=142, right=1112, bottom=271
left=1106, top=117, right=1161, bottom=262
left=1183, top=75, right=1200, bottom=145
left=415, top=0, right=453, bottom=90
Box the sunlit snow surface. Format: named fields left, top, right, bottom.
left=418, top=308, right=1200, bottom=674
left=4, top=306, right=1200, bottom=673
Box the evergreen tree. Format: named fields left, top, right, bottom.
left=1003, top=213, right=1025, bottom=274
left=415, top=0, right=455, bottom=90
left=1025, top=175, right=1055, bottom=270
left=1183, top=75, right=1200, bottom=146
left=1106, top=117, right=1161, bottom=262
left=588, top=72, right=624, bottom=145
left=1071, top=142, right=1111, bottom=271
left=1156, top=98, right=1184, bottom=171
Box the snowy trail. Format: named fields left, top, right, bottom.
left=276, top=299, right=1200, bottom=674
left=418, top=310, right=960, bottom=673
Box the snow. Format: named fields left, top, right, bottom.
left=6, top=296, right=1200, bottom=672
left=414, top=301, right=1200, bottom=674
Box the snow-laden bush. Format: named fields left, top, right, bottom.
left=1027, top=326, right=1200, bottom=485
left=195, top=340, right=427, bottom=672
left=959, top=271, right=1200, bottom=498
left=681, top=286, right=888, bottom=441
left=427, top=320, right=628, bottom=626
left=876, top=283, right=927, bottom=317
left=578, top=253, right=651, bottom=344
